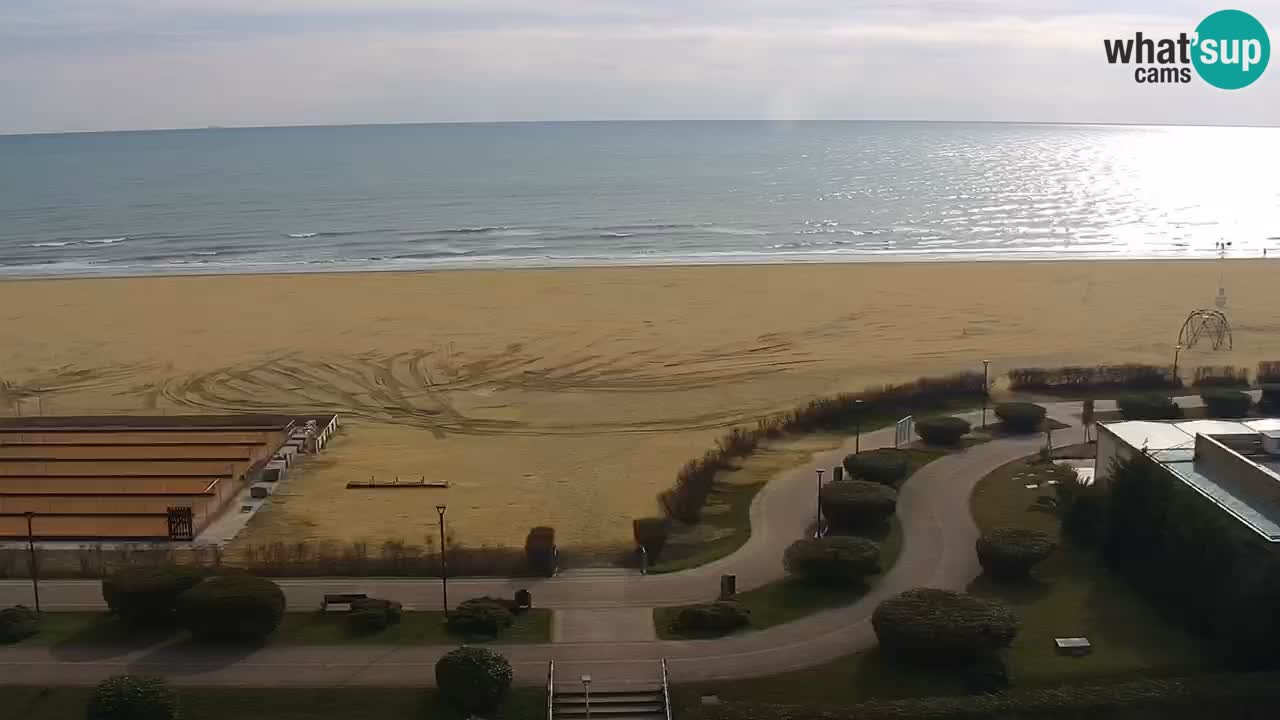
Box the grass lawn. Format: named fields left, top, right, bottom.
left=968, top=453, right=1209, bottom=685
left=0, top=686, right=545, bottom=720
left=15, top=609, right=552, bottom=648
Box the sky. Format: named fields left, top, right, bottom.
left=2, top=1, right=1278, bottom=133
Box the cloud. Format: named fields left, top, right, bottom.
left=2, top=1, right=1278, bottom=132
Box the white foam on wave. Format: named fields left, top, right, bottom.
left=286, top=232, right=319, bottom=239
left=85, top=237, right=127, bottom=245
left=705, top=225, right=768, bottom=236
left=30, top=241, right=76, bottom=248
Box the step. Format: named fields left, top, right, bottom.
left=555, top=693, right=664, bottom=704
left=553, top=710, right=666, bottom=720
left=555, top=700, right=664, bottom=711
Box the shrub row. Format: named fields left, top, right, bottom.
left=993, top=402, right=1045, bottom=433
left=1193, top=365, right=1250, bottom=387
left=784, top=536, right=881, bottom=586
left=1200, top=388, right=1252, bottom=418
left=447, top=597, right=515, bottom=637
left=0, top=605, right=38, bottom=644
left=1007, top=364, right=1180, bottom=393
left=1117, top=394, right=1182, bottom=420
left=976, top=528, right=1056, bottom=580
left=668, top=601, right=750, bottom=637
left=1261, top=384, right=1280, bottom=413
left=843, top=449, right=909, bottom=484
left=871, top=588, right=1019, bottom=666
left=348, top=597, right=402, bottom=633
left=658, top=372, right=986, bottom=522
left=820, top=481, right=897, bottom=531
left=524, top=526, right=557, bottom=577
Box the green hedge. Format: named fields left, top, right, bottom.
left=0, top=605, right=38, bottom=644
left=783, top=536, right=881, bottom=586
left=1007, top=364, right=1180, bottom=393
left=820, top=481, right=897, bottom=531
left=448, top=597, right=514, bottom=637
left=993, top=402, right=1046, bottom=433
left=976, top=528, right=1056, bottom=580
left=843, top=449, right=910, bottom=484
left=435, top=646, right=512, bottom=715
left=347, top=597, right=402, bottom=633
left=915, top=416, right=971, bottom=446
left=86, top=675, right=180, bottom=720
left=524, top=526, right=557, bottom=577
left=102, top=565, right=205, bottom=625
left=1263, top=384, right=1280, bottom=413
left=176, top=575, right=285, bottom=642
left=1200, top=388, right=1252, bottom=418
left=668, top=601, right=750, bottom=637
left=1118, top=394, right=1183, bottom=420
left=633, top=517, right=670, bottom=561
left=871, top=588, right=1018, bottom=666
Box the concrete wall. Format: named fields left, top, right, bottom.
left=1195, top=434, right=1280, bottom=509
left=1095, top=423, right=1136, bottom=486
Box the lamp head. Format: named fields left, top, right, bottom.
left=435, top=504, right=446, bottom=515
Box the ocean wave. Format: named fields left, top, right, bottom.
left=29, top=241, right=77, bottom=248
left=600, top=232, right=633, bottom=238
left=286, top=232, right=319, bottom=238
left=85, top=237, right=128, bottom=245
left=705, top=225, right=768, bottom=236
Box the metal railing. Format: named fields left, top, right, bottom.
left=546, top=661, right=555, bottom=720
left=661, top=658, right=672, bottom=720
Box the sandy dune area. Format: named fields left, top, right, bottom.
left=0, top=260, right=1275, bottom=549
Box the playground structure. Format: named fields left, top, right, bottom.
left=1178, top=309, right=1233, bottom=351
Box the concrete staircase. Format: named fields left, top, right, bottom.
left=548, top=661, right=671, bottom=720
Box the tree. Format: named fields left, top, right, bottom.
left=176, top=575, right=285, bottom=642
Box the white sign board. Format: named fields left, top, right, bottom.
left=895, top=415, right=914, bottom=448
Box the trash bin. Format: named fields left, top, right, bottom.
left=514, top=588, right=532, bottom=613
left=719, top=574, right=736, bottom=600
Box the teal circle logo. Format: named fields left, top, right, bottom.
left=1192, top=10, right=1270, bottom=89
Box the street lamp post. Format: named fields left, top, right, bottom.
left=24, top=512, right=40, bottom=613
left=581, top=674, right=593, bottom=720
left=1172, top=344, right=1183, bottom=384
left=854, top=399, right=864, bottom=454
left=815, top=468, right=825, bottom=539
left=982, top=360, right=991, bottom=429
left=435, top=504, right=449, bottom=617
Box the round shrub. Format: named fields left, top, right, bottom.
left=0, top=605, right=39, bottom=644
left=843, top=449, right=909, bottom=484
left=784, top=536, right=881, bottom=586
left=872, top=588, right=1019, bottom=666
left=86, top=675, right=180, bottom=720
left=102, top=565, right=205, bottom=625
left=669, top=601, right=750, bottom=637
left=176, top=575, right=285, bottom=643
left=915, top=416, right=971, bottom=445
left=820, top=480, right=897, bottom=531
left=976, top=528, right=1057, bottom=580
left=1118, top=394, right=1182, bottom=420
left=447, top=597, right=514, bottom=637
left=347, top=597, right=402, bottom=634
left=435, top=646, right=513, bottom=715
left=1200, top=388, right=1252, bottom=419
left=994, top=402, right=1046, bottom=434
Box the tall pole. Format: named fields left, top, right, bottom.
left=25, top=512, right=40, bottom=613
left=435, top=504, right=448, bottom=617
left=982, top=360, right=990, bottom=429
left=1172, top=344, right=1182, bottom=384
left=815, top=468, right=825, bottom=538
left=854, top=399, right=863, bottom=454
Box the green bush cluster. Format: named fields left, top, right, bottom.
left=871, top=588, right=1018, bottom=666
left=86, top=675, right=180, bottom=720
left=0, top=605, right=39, bottom=644
left=176, top=575, right=285, bottom=642
left=435, top=646, right=513, bottom=715
left=1193, top=365, right=1250, bottom=387
left=1104, top=453, right=1280, bottom=669
left=1007, top=364, right=1180, bottom=393
left=976, top=528, right=1056, bottom=580
left=843, top=449, right=909, bottom=484
left=669, top=601, right=750, bottom=637
left=347, top=597, right=402, bottom=633
left=102, top=565, right=204, bottom=624
left=1200, top=388, right=1252, bottom=418
left=820, top=481, right=897, bottom=531
left=659, top=371, right=986, bottom=522
left=915, top=416, right=971, bottom=446
left=633, top=517, right=670, bottom=561
left=1117, top=394, right=1182, bottom=420
left=993, top=402, right=1046, bottom=433
left=1263, top=384, right=1280, bottom=413
left=447, top=597, right=515, bottom=637
left=783, top=536, right=881, bottom=586
left=524, top=526, right=557, bottom=577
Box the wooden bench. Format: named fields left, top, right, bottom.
left=321, top=592, right=367, bottom=611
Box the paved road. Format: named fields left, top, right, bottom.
left=0, top=401, right=1091, bottom=687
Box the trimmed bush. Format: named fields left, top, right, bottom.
left=435, top=646, right=513, bottom=715
left=669, top=601, right=750, bottom=637
left=102, top=565, right=205, bottom=625
left=633, top=517, right=670, bottom=561
left=447, top=597, right=514, bottom=637
left=1201, top=388, right=1252, bottom=418
left=820, top=481, right=897, bottom=531
left=176, top=575, right=285, bottom=642
left=1118, top=394, right=1183, bottom=420
left=993, top=402, right=1046, bottom=434
left=86, top=675, right=180, bottom=720
left=524, top=526, right=557, bottom=577
left=871, top=588, right=1018, bottom=666
left=976, top=528, right=1057, bottom=580
left=1263, top=384, right=1280, bottom=413
left=0, top=605, right=39, bottom=644
left=783, top=536, right=881, bottom=586
left=843, top=449, right=909, bottom=485
left=915, top=416, right=970, bottom=446
left=347, top=597, right=402, bottom=633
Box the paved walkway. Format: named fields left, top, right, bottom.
left=0, top=399, right=1105, bottom=686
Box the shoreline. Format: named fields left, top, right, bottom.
left=0, top=254, right=1268, bottom=285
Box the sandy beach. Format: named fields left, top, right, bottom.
left=0, top=260, right=1275, bottom=550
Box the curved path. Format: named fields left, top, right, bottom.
left=0, top=401, right=1093, bottom=687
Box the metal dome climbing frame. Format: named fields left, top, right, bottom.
left=1178, top=309, right=1233, bottom=351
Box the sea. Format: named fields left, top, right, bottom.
left=1, top=121, right=1278, bottom=278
